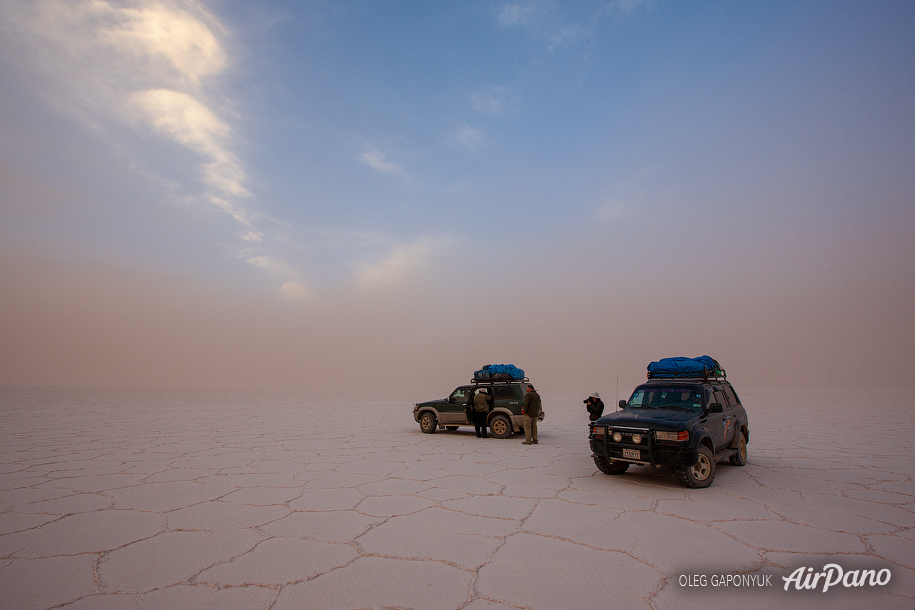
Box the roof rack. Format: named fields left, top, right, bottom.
left=471, top=377, right=530, bottom=385
left=647, top=368, right=727, bottom=382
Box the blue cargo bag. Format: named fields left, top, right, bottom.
left=647, top=356, right=720, bottom=376
left=474, top=364, right=525, bottom=381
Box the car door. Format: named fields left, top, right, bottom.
left=441, top=386, right=472, bottom=424
left=706, top=387, right=733, bottom=452
left=721, top=385, right=743, bottom=439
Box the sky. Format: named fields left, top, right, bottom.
left=0, top=0, right=913, bottom=393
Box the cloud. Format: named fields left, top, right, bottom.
left=279, top=281, right=309, bottom=301
left=246, top=255, right=297, bottom=277
left=130, top=89, right=250, bottom=198
left=1, top=0, right=263, bottom=243
left=95, top=1, right=227, bottom=84
left=360, top=148, right=403, bottom=176
left=471, top=90, right=509, bottom=115
left=494, top=1, right=651, bottom=50
left=497, top=4, right=536, bottom=28
left=458, top=126, right=486, bottom=150
left=496, top=2, right=592, bottom=49
left=206, top=195, right=262, bottom=240
left=356, top=238, right=448, bottom=290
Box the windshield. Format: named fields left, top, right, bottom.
left=626, top=387, right=703, bottom=411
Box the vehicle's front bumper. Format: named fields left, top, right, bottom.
left=589, top=436, right=698, bottom=467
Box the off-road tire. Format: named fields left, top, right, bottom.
left=419, top=412, right=437, bottom=434
left=594, top=455, right=629, bottom=475
left=676, top=445, right=715, bottom=488
left=489, top=414, right=512, bottom=439
left=729, top=431, right=748, bottom=466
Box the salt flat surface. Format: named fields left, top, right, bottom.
left=0, top=386, right=913, bottom=610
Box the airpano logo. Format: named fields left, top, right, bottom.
left=782, top=564, right=892, bottom=592
left=677, top=563, right=892, bottom=594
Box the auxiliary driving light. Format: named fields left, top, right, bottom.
left=632, top=434, right=643, bottom=444
left=612, top=431, right=623, bottom=443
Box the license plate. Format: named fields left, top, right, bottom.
left=622, top=448, right=641, bottom=460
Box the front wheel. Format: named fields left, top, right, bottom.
left=676, top=445, right=715, bottom=488
left=729, top=431, right=748, bottom=466
left=594, top=455, right=629, bottom=475
left=489, top=414, right=512, bottom=439
left=419, top=412, right=437, bottom=434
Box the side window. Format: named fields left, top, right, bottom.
left=493, top=386, right=514, bottom=401
left=451, top=388, right=468, bottom=401
left=703, top=387, right=714, bottom=407
left=711, top=389, right=727, bottom=408
left=722, top=386, right=740, bottom=408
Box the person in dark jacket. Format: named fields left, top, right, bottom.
left=473, top=389, right=492, bottom=438
left=522, top=384, right=541, bottom=444
left=585, top=393, right=605, bottom=421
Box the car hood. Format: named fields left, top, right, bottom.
left=596, top=409, right=698, bottom=428
left=416, top=398, right=450, bottom=408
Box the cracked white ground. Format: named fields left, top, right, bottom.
left=1, top=388, right=912, bottom=610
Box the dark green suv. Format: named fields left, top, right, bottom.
left=413, top=379, right=533, bottom=439
left=589, top=372, right=749, bottom=488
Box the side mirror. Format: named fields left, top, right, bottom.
left=708, top=402, right=723, bottom=413
left=619, top=400, right=627, bottom=409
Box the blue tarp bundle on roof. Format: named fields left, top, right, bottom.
left=474, top=364, right=525, bottom=380
left=647, top=356, right=720, bottom=376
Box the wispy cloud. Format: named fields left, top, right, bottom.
left=496, top=1, right=588, bottom=49
left=356, top=237, right=450, bottom=290
left=279, top=281, right=309, bottom=301
left=1, top=1, right=266, bottom=246
left=246, top=255, right=309, bottom=299
left=360, top=148, right=403, bottom=176
left=95, top=1, right=227, bottom=84
left=495, top=1, right=653, bottom=50
left=129, top=89, right=250, bottom=200
left=457, top=126, right=486, bottom=150
left=497, top=4, right=536, bottom=28
left=471, top=88, right=512, bottom=115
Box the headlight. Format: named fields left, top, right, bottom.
left=655, top=430, right=689, bottom=442
left=612, top=431, right=623, bottom=443
left=631, top=434, right=643, bottom=444
left=591, top=425, right=605, bottom=438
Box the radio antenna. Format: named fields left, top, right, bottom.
left=616, top=369, right=619, bottom=410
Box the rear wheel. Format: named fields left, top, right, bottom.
left=729, top=431, right=748, bottom=466
left=594, top=455, right=629, bottom=475
left=489, top=414, right=512, bottom=439
left=419, top=412, right=437, bottom=434
left=677, top=445, right=715, bottom=488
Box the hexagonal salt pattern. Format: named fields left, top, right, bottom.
left=0, top=387, right=912, bottom=609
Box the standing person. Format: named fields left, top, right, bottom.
left=585, top=393, right=605, bottom=421
left=522, top=384, right=541, bottom=445
left=473, top=388, right=492, bottom=438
